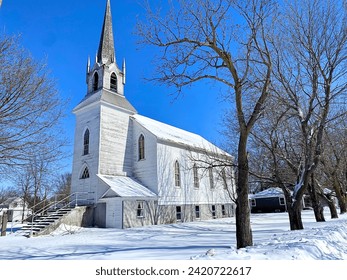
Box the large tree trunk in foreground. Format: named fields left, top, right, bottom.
left=235, top=132, right=253, bottom=249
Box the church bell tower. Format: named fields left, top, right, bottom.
left=71, top=0, right=136, bottom=203
left=86, top=0, right=126, bottom=96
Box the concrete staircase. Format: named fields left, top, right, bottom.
left=14, top=192, right=94, bottom=237
left=17, top=207, right=75, bottom=237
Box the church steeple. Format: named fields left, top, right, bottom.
left=97, top=0, right=115, bottom=65
left=85, top=0, right=127, bottom=97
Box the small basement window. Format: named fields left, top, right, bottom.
left=136, top=201, right=144, bottom=218
left=195, top=205, right=200, bottom=219
left=221, top=205, right=226, bottom=216
left=211, top=205, right=216, bottom=219
left=176, top=206, right=182, bottom=221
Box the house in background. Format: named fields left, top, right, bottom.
left=70, top=0, right=236, bottom=229
left=249, top=188, right=287, bottom=213
left=0, top=197, right=30, bottom=222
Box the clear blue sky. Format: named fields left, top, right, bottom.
left=0, top=0, right=232, bottom=172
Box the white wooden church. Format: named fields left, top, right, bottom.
left=71, top=0, right=235, bottom=229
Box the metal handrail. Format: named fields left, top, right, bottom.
left=26, top=192, right=91, bottom=237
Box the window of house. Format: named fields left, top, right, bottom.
left=251, top=199, right=256, bottom=207
left=176, top=206, right=182, bottom=221
left=195, top=205, right=200, bottom=219
left=110, top=73, right=117, bottom=92
left=83, top=129, right=90, bottom=155
left=193, top=164, right=199, bottom=189
left=93, top=72, right=99, bottom=91
left=209, top=167, right=214, bottom=189
left=80, top=166, right=90, bottom=179
left=136, top=201, right=144, bottom=218
left=221, top=204, right=226, bottom=216
left=279, top=197, right=285, bottom=205
left=211, top=205, right=216, bottom=218
left=174, top=160, right=181, bottom=187
left=138, top=134, right=145, bottom=160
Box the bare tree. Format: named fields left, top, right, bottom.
left=137, top=0, right=276, bottom=249
left=0, top=34, right=66, bottom=173
left=54, top=172, right=72, bottom=199
left=320, top=120, right=347, bottom=214
left=271, top=0, right=347, bottom=229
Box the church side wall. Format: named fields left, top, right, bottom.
left=132, top=121, right=158, bottom=193
left=99, top=104, right=133, bottom=177
left=156, top=143, right=234, bottom=206
left=71, top=105, right=102, bottom=203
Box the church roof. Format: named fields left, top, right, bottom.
left=73, top=89, right=137, bottom=114
left=98, top=175, right=157, bottom=198
left=132, top=114, right=230, bottom=157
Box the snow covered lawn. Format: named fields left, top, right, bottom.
left=1, top=209, right=346, bottom=260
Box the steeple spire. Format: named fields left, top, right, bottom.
left=97, top=0, right=115, bottom=65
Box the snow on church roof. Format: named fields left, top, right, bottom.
left=98, top=174, right=157, bottom=198
left=132, top=114, right=230, bottom=156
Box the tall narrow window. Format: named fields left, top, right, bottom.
left=209, top=167, right=214, bottom=189
left=81, top=166, right=90, bottom=179
left=221, top=168, right=227, bottom=189
left=110, top=73, right=117, bottom=92
left=93, top=72, right=99, bottom=91
left=174, top=160, right=181, bottom=187
left=83, top=129, right=90, bottom=155
left=193, top=164, right=199, bottom=189
left=138, top=134, right=145, bottom=160
left=136, top=201, right=144, bottom=218
left=176, top=206, right=182, bottom=221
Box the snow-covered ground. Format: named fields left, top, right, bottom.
left=1, top=209, right=346, bottom=260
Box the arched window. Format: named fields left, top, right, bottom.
left=209, top=167, right=214, bottom=189
left=110, top=73, right=117, bottom=92
left=138, top=134, right=145, bottom=160
left=93, top=72, right=99, bottom=91
left=80, top=166, right=90, bottom=179
left=83, top=129, right=90, bottom=155
left=174, top=160, right=181, bottom=187
left=193, top=164, right=199, bottom=188
left=221, top=168, right=227, bottom=189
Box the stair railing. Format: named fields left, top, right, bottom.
left=28, top=192, right=94, bottom=237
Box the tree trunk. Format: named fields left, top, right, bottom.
left=318, top=192, right=338, bottom=219
left=235, top=132, right=253, bottom=249
left=308, top=178, right=325, bottom=222
left=281, top=187, right=300, bottom=230
left=333, top=178, right=347, bottom=214
left=1, top=213, right=7, bottom=236
left=327, top=200, right=338, bottom=219
left=290, top=200, right=304, bottom=230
